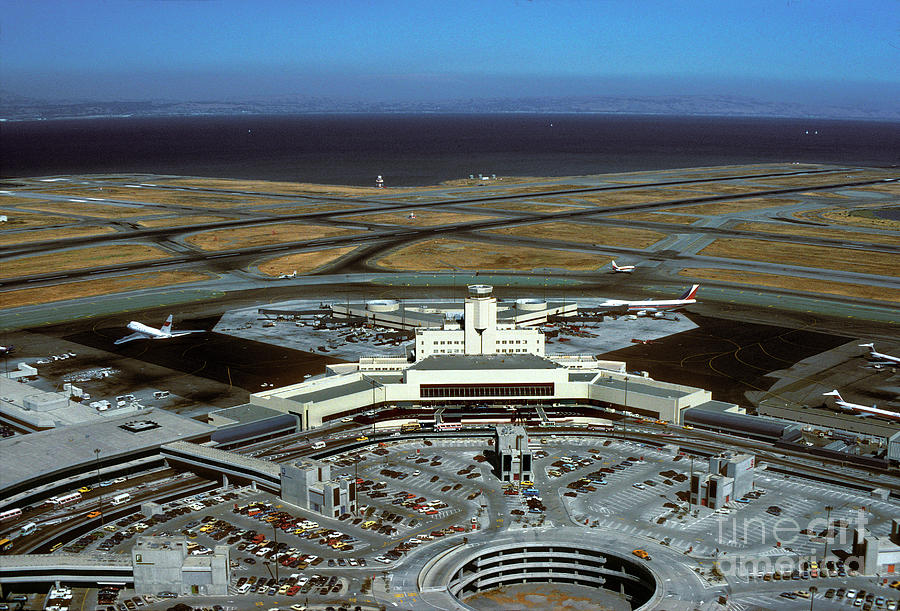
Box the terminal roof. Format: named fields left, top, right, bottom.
left=281, top=379, right=375, bottom=403
left=0, top=408, right=214, bottom=495
left=409, top=354, right=560, bottom=371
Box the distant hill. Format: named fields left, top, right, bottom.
left=2, top=93, right=897, bottom=121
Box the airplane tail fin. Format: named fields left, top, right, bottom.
left=823, top=390, right=843, bottom=401
left=679, top=284, right=700, bottom=300
left=611, top=260, right=619, bottom=269
left=859, top=343, right=875, bottom=354
left=161, top=315, right=173, bottom=334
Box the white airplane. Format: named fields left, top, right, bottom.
left=823, top=390, right=900, bottom=421
left=407, top=212, right=417, bottom=220
left=278, top=270, right=298, bottom=279
left=114, top=315, right=204, bottom=345
left=599, top=285, right=700, bottom=315
left=610, top=260, right=635, bottom=273
left=859, top=343, right=900, bottom=368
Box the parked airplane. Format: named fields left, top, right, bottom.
left=859, top=343, right=900, bottom=368
left=823, top=390, right=900, bottom=421
left=114, top=315, right=204, bottom=345
left=408, top=212, right=417, bottom=220
left=610, top=260, right=635, bottom=273
left=278, top=270, right=298, bottom=279
left=599, top=285, right=700, bottom=316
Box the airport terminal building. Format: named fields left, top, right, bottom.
left=252, top=285, right=719, bottom=428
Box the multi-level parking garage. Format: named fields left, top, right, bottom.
left=442, top=535, right=658, bottom=607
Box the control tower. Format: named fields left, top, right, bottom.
left=464, top=284, right=498, bottom=355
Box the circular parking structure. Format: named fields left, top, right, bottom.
left=418, top=528, right=660, bottom=610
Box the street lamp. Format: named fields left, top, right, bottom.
left=688, top=454, right=695, bottom=513
left=271, top=523, right=279, bottom=583
left=809, top=585, right=817, bottom=611
left=94, top=448, right=104, bottom=527
left=823, top=505, right=833, bottom=563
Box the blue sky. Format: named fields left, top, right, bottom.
left=2, top=0, right=898, bottom=105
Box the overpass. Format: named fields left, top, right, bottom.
left=0, top=553, right=132, bottom=585
left=161, top=441, right=282, bottom=492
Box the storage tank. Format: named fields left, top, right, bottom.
left=366, top=299, right=400, bottom=313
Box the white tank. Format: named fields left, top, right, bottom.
left=468, top=284, right=493, bottom=298
left=366, top=299, right=400, bottom=313
left=515, top=298, right=547, bottom=311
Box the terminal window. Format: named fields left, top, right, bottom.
left=420, top=383, right=554, bottom=398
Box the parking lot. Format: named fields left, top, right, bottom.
left=23, top=432, right=899, bottom=611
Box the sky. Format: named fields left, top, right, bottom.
left=2, top=0, right=899, bottom=106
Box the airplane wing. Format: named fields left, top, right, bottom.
left=114, top=332, right=149, bottom=345
left=168, top=330, right=205, bottom=338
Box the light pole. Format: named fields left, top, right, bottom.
left=823, top=505, right=833, bottom=563
left=271, top=523, right=279, bottom=583
left=688, top=454, right=695, bottom=513
left=94, top=448, right=104, bottom=527
left=371, top=378, right=378, bottom=436
left=809, top=585, right=817, bottom=611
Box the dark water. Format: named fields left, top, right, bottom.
left=2, top=114, right=898, bottom=185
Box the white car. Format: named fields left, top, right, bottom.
left=375, top=556, right=392, bottom=564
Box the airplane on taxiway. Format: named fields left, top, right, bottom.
left=278, top=270, right=298, bottom=279
left=114, top=315, right=204, bottom=345
left=610, top=260, right=635, bottom=273
left=823, top=390, right=900, bottom=421
left=598, top=285, right=700, bottom=317
left=859, top=343, right=900, bottom=368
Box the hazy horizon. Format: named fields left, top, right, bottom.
left=2, top=1, right=899, bottom=117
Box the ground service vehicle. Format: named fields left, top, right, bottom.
left=0, top=508, right=22, bottom=522
left=48, top=492, right=82, bottom=506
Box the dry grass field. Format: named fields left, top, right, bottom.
left=0, top=225, right=116, bottom=246
left=486, top=221, right=665, bottom=248
left=2, top=244, right=171, bottom=279
left=698, top=238, right=899, bottom=277
left=794, top=206, right=900, bottom=231
left=376, top=238, right=609, bottom=272
left=679, top=268, right=900, bottom=304
left=137, top=215, right=237, bottom=228
left=0, top=208, right=78, bottom=228
left=481, top=184, right=587, bottom=195
left=157, top=177, right=411, bottom=197
left=45, top=186, right=285, bottom=209
left=18, top=200, right=157, bottom=219
left=756, top=170, right=893, bottom=188
left=577, top=188, right=700, bottom=206
left=260, top=203, right=361, bottom=215
left=0, top=196, right=54, bottom=206
left=608, top=212, right=700, bottom=225
left=185, top=223, right=360, bottom=251
left=346, top=210, right=496, bottom=227
left=471, top=201, right=588, bottom=213
left=257, top=246, right=358, bottom=276
left=799, top=191, right=847, bottom=198
left=0, top=271, right=211, bottom=310
left=735, top=221, right=900, bottom=246
left=665, top=197, right=799, bottom=215
left=853, top=182, right=900, bottom=195
left=596, top=163, right=816, bottom=183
